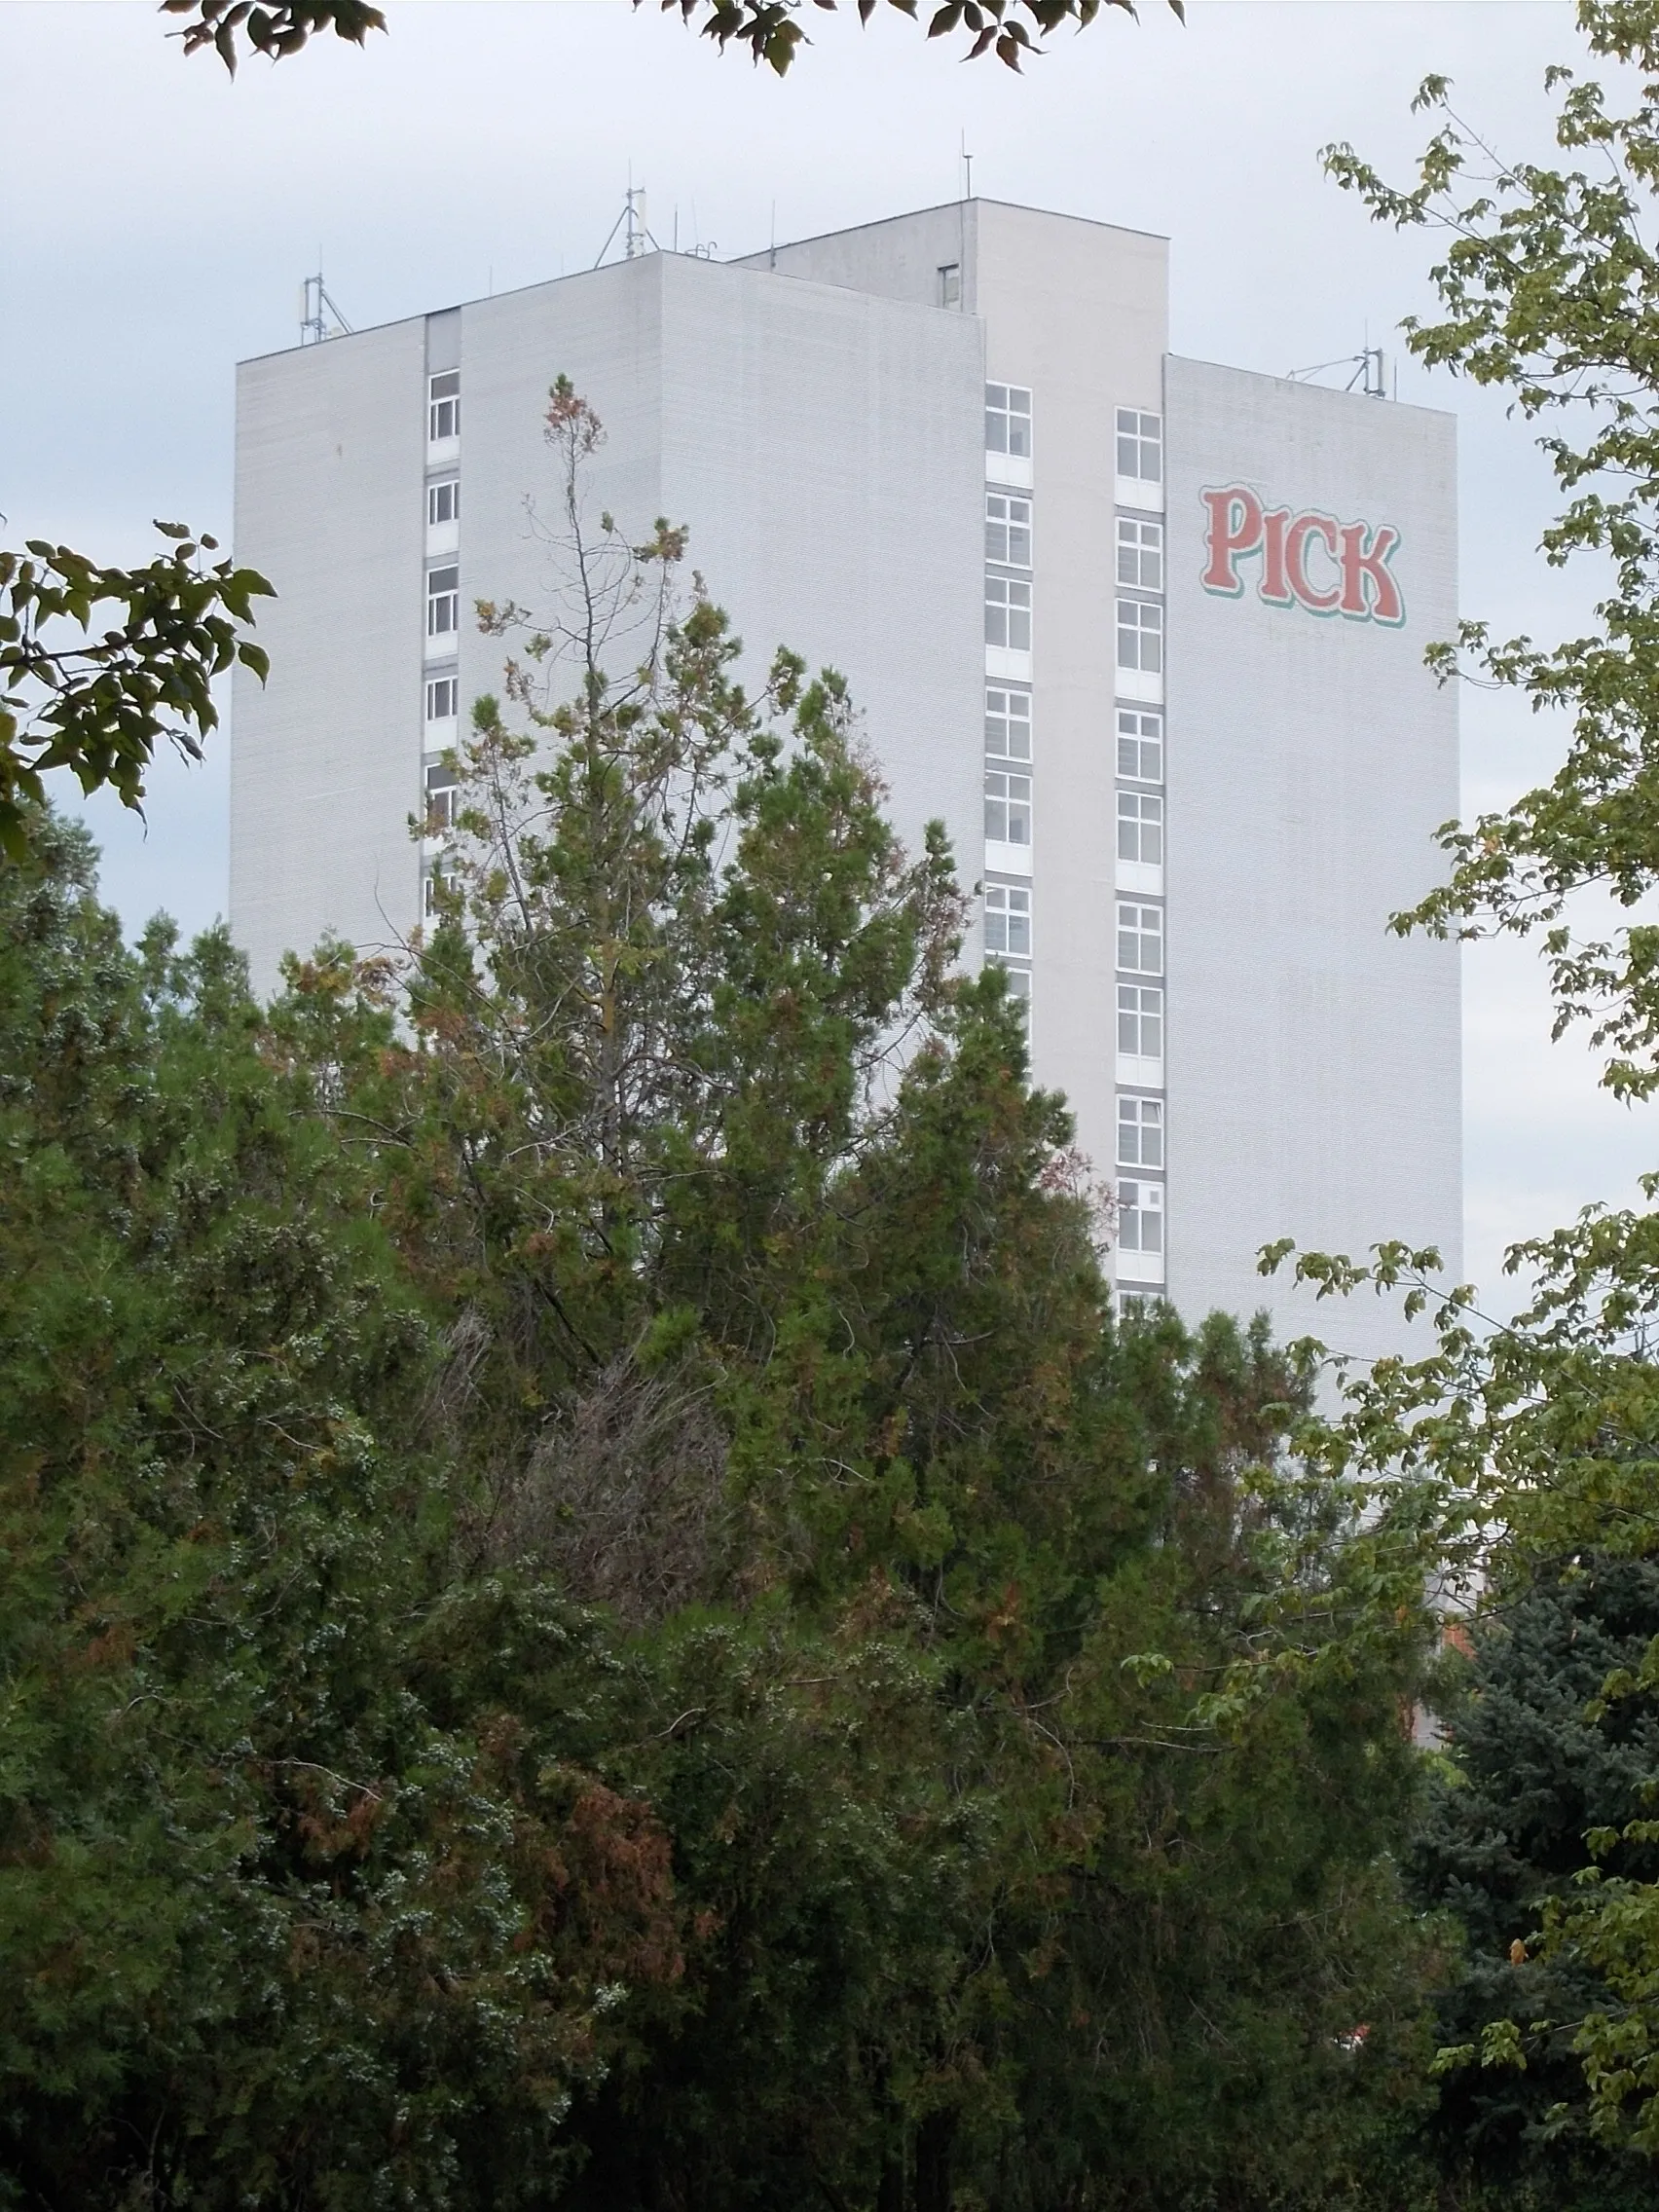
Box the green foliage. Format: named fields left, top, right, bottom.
left=0, top=527, right=272, bottom=862
left=1257, top=4, right=1659, bottom=2174
left=1410, top=1559, right=1659, bottom=2209
left=158, top=0, right=1180, bottom=79
left=1324, top=0, right=1659, bottom=1106
left=2, top=384, right=1439, bottom=2209
left=0, top=814, right=681, bottom=2208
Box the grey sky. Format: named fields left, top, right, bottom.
left=4, top=0, right=1643, bottom=1313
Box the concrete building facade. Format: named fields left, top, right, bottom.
left=231, top=200, right=1461, bottom=1354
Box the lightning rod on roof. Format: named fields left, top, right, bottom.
left=1285, top=344, right=1387, bottom=399
left=300, top=271, right=354, bottom=346
left=594, top=177, right=660, bottom=270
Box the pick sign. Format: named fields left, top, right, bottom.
left=1199, top=485, right=1404, bottom=627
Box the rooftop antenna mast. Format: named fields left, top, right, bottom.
left=1285, top=343, right=1387, bottom=398
left=300, top=269, right=353, bottom=346
left=594, top=173, right=660, bottom=269
left=961, top=130, right=974, bottom=200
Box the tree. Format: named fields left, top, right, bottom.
left=0, top=812, right=682, bottom=2209
left=158, top=0, right=1181, bottom=79
left=0, top=529, right=272, bottom=863
left=1410, top=1558, right=1659, bottom=2211
left=4, top=376, right=1444, bottom=2211
left=1256, top=0, right=1659, bottom=2162
left=289, top=380, right=1444, bottom=2209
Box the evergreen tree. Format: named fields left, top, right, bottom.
left=1411, top=1559, right=1659, bottom=2210
left=0, top=814, right=680, bottom=2210
left=1, top=382, right=1444, bottom=2211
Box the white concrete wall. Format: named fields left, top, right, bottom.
left=656, top=254, right=984, bottom=910
left=233, top=251, right=982, bottom=1001
left=457, top=252, right=984, bottom=931
left=229, top=209, right=1462, bottom=1365
left=1163, top=356, right=1461, bottom=1355
left=972, top=203, right=1167, bottom=1188
left=745, top=202, right=1172, bottom=1188
left=232, top=317, right=426, bottom=997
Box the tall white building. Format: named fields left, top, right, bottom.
left=232, top=200, right=1461, bottom=1354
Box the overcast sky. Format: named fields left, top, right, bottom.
left=3, top=0, right=1645, bottom=1315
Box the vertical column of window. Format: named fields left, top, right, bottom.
left=983, top=382, right=1035, bottom=1008
left=1113, top=405, right=1166, bottom=1297
left=1114, top=888, right=1166, bottom=1290
left=984, top=487, right=1033, bottom=681
left=423, top=369, right=462, bottom=917
left=982, top=682, right=1033, bottom=1006
left=1114, top=511, right=1163, bottom=707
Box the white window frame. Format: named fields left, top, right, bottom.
left=985, top=572, right=1032, bottom=656
left=1117, top=794, right=1163, bottom=894
left=1117, top=1094, right=1164, bottom=1171
left=985, top=491, right=1032, bottom=571
left=425, top=760, right=460, bottom=840
left=1116, top=598, right=1162, bottom=675
left=1116, top=598, right=1163, bottom=703
left=426, top=675, right=460, bottom=723
left=1116, top=1178, right=1165, bottom=1276
left=1117, top=709, right=1162, bottom=785
left=983, top=881, right=1032, bottom=960
left=1117, top=792, right=1162, bottom=869
left=985, top=684, right=1032, bottom=763
left=1117, top=900, right=1162, bottom=977
left=427, top=478, right=460, bottom=527
left=427, top=370, right=461, bottom=447
left=426, top=565, right=460, bottom=639
left=939, top=262, right=962, bottom=307
left=1116, top=982, right=1164, bottom=1087
left=985, top=384, right=1032, bottom=460
left=984, top=766, right=1032, bottom=876
left=1115, top=407, right=1162, bottom=490
left=1116, top=516, right=1162, bottom=592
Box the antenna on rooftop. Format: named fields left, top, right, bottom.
left=594, top=174, right=660, bottom=269
left=1285, top=343, right=1387, bottom=399
left=960, top=130, right=974, bottom=201
left=300, top=270, right=353, bottom=346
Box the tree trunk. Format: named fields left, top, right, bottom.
left=914, top=2112, right=954, bottom=2212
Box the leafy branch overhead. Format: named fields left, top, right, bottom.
left=0, top=529, right=272, bottom=862
left=160, top=0, right=1180, bottom=76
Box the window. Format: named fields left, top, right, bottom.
left=986, top=492, right=1032, bottom=570
left=426, top=675, right=459, bottom=722
left=985, top=384, right=1032, bottom=459
left=985, top=573, right=1032, bottom=653
left=428, top=370, right=460, bottom=443
left=426, top=566, right=460, bottom=639
left=1116, top=517, right=1162, bottom=591
left=1118, top=792, right=1163, bottom=868
left=984, top=882, right=1032, bottom=958
left=425, top=761, right=460, bottom=835
left=1117, top=900, right=1162, bottom=975
left=1000, top=964, right=1031, bottom=1004
left=1118, top=1288, right=1160, bottom=1318
left=939, top=262, right=961, bottom=307
left=1116, top=407, right=1161, bottom=484
left=1117, top=598, right=1162, bottom=675
left=427, top=478, right=460, bottom=527
left=1117, top=710, right=1162, bottom=783
left=1117, top=1178, right=1164, bottom=1255
left=985, top=685, right=1031, bottom=762
left=985, top=768, right=1032, bottom=847
left=1118, top=983, right=1163, bottom=1060
left=423, top=867, right=443, bottom=919
left=1118, top=1095, right=1164, bottom=1170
